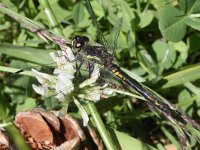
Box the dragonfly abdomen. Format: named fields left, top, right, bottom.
left=110, top=64, right=186, bottom=122
left=110, top=64, right=159, bottom=104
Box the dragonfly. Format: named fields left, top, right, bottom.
left=64, top=3, right=200, bottom=149
left=1, top=0, right=200, bottom=148
left=71, top=0, right=200, bottom=147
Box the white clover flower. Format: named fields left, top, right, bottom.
left=102, top=88, right=114, bottom=95
left=50, top=51, right=76, bottom=101
left=32, top=68, right=56, bottom=85
left=31, top=68, right=57, bottom=97
left=74, top=98, right=89, bottom=126
left=32, top=48, right=76, bottom=102
left=78, top=86, right=101, bottom=102
left=56, top=73, right=74, bottom=96
left=32, top=47, right=109, bottom=126
left=32, top=84, right=49, bottom=96
left=55, top=93, right=66, bottom=102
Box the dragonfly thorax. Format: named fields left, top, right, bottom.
left=72, top=35, right=114, bottom=68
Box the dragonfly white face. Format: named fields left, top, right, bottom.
left=72, top=36, right=89, bottom=49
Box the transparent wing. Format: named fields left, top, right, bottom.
left=85, top=0, right=111, bottom=50
left=85, top=0, right=123, bottom=56
left=107, top=18, right=123, bottom=55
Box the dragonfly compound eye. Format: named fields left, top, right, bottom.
left=72, top=35, right=89, bottom=49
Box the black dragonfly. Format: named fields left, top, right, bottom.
left=72, top=0, right=200, bottom=145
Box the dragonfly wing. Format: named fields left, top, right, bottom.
left=108, top=18, right=123, bottom=55
left=85, top=0, right=111, bottom=51
left=85, top=0, right=123, bottom=56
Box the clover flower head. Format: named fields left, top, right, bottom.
left=32, top=48, right=111, bottom=126
left=32, top=48, right=76, bottom=102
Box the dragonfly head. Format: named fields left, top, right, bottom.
left=72, top=35, right=89, bottom=49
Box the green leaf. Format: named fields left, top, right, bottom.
left=173, top=41, right=188, bottom=68
left=43, top=97, right=62, bottom=110
left=107, top=6, right=120, bottom=25
left=63, top=25, right=74, bottom=38
left=150, top=0, right=174, bottom=10
left=185, top=16, right=200, bottom=31
left=162, top=63, right=200, bottom=89
left=39, top=1, right=72, bottom=23
left=139, top=10, right=154, bottom=28
left=114, top=130, right=157, bottom=150
left=16, top=98, right=36, bottom=113
left=159, top=0, right=200, bottom=42
left=152, top=40, right=176, bottom=74
left=0, top=66, right=34, bottom=77
left=158, top=6, right=186, bottom=42
left=0, top=0, right=18, bottom=11
left=179, top=0, right=200, bottom=14
left=127, top=31, right=136, bottom=57
left=118, top=0, right=135, bottom=32
left=72, top=2, right=90, bottom=28
left=178, top=89, right=193, bottom=115
left=138, top=50, right=158, bottom=77
left=91, top=0, right=105, bottom=19
left=0, top=44, right=53, bottom=65
left=0, top=21, right=10, bottom=30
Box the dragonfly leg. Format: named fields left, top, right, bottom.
left=147, top=101, right=157, bottom=113
left=74, top=61, right=84, bottom=77
left=87, top=63, right=95, bottom=77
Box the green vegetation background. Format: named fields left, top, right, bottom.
left=0, top=0, right=200, bottom=149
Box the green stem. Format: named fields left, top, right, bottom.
left=5, top=124, right=31, bottom=150
left=38, top=0, right=64, bottom=36
left=107, top=88, right=145, bottom=101
left=0, top=66, right=34, bottom=77
left=87, top=101, right=116, bottom=150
